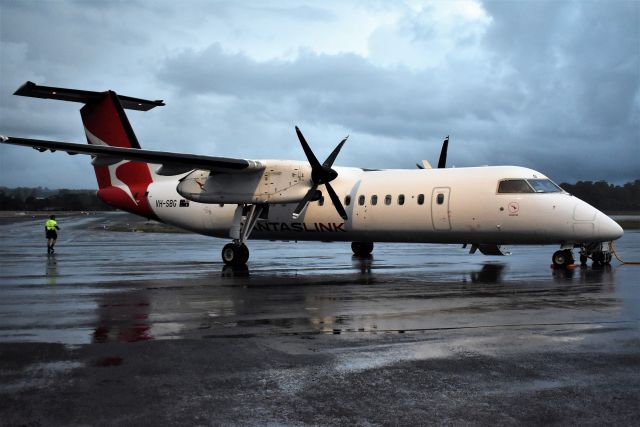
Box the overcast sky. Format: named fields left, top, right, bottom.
left=0, top=0, right=638, bottom=189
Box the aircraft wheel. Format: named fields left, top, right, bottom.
left=222, top=243, right=250, bottom=266
left=552, top=249, right=573, bottom=268
left=352, top=241, right=374, bottom=257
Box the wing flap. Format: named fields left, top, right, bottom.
left=0, top=136, right=263, bottom=174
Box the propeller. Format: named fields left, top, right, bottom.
left=437, top=135, right=449, bottom=168
left=416, top=136, right=449, bottom=169
left=292, top=126, right=349, bottom=220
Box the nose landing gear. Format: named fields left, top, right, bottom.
left=579, top=242, right=613, bottom=267
left=552, top=242, right=615, bottom=269
left=552, top=249, right=575, bottom=268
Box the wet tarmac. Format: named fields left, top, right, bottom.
left=1, top=212, right=639, bottom=425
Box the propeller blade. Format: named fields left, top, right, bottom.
left=416, top=163, right=424, bottom=169
left=293, top=126, right=348, bottom=220
left=292, top=184, right=318, bottom=219
left=322, top=135, right=348, bottom=168
left=295, top=126, right=322, bottom=170
left=325, top=182, right=348, bottom=220
left=437, top=135, right=449, bottom=169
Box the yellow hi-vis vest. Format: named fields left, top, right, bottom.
left=45, top=219, right=57, bottom=231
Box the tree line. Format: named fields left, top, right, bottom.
left=0, top=180, right=639, bottom=212
left=559, top=180, right=640, bottom=212
left=0, top=187, right=114, bottom=211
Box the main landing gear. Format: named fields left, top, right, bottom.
left=221, top=204, right=267, bottom=266
left=352, top=241, right=374, bottom=257
left=221, top=243, right=249, bottom=266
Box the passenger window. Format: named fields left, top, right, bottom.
left=371, top=195, right=378, bottom=205
left=398, top=194, right=405, bottom=205
left=417, top=194, right=424, bottom=205
left=498, top=179, right=534, bottom=193
left=384, top=195, right=392, bottom=205
left=358, top=195, right=365, bottom=206
left=436, top=193, right=445, bottom=205
left=344, top=195, right=351, bottom=206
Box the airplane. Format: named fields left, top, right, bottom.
left=0, top=82, right=623, bottom=268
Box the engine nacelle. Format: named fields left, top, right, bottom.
left=177, top=160, right=312, bottom=204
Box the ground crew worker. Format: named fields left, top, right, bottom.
left=45, top=215, right=60, bottom=254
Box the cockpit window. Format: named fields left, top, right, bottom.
left=498, top=179, right=534, bottom=193
left=527, top=179, right=563, bottom=193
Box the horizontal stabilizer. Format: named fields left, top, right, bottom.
left=14, top=81, right=165, bottom=111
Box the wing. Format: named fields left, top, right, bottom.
left=0, top=136, right=264, bottom=175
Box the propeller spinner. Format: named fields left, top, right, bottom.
left=292, top=126, right=349, bottom=220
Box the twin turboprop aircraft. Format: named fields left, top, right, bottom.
left=1, top=82, right=623, bottom=267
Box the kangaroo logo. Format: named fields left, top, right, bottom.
left=85, top=128, right=140, bottom=206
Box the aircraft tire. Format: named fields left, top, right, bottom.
left=352, top=241, right=374, bottom=257
left=552, top=249, right=573, bottom=267
left=222, top=243, right=250, bottom=266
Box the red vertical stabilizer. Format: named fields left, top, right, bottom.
left=80, top=92, right=156, bottom=218
left=12, top=81, right=165, bottom=219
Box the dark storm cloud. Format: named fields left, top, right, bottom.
left=156, top=46, right=491, bottom=173
left=478, top=0, right=639, bottom=182
left=157, top=1, right=638, bottom=182
left=482, top=0, right=639, bottom=130
left=0, top=1, right=638, bottom=188
left=158, top=44, right=513, bottom=142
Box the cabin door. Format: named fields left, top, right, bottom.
left=431, top=187, right=451, bottom=231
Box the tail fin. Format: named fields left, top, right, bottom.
left=82, top=91, right=145, bottom=187
left=14, top=82, right=164, bottom=218
left=81, top=92, right=157, bottom=217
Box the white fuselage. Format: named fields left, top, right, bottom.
left=143, top=163, right=623, bottom=246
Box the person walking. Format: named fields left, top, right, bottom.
left=45, top=215, right=60, bottom=254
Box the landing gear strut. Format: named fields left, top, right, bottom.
left=579, top=242, right=612, bottom=267
left=352, top=241, right=374, bottom=257
left=222, top=204, right=267, bottom=266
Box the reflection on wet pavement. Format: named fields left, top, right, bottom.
left=0, top=212, right=638, bottom=345
left=45, top=254, right=58, bottom=286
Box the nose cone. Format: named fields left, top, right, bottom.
left=597, top=214, right=624, bottom=241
